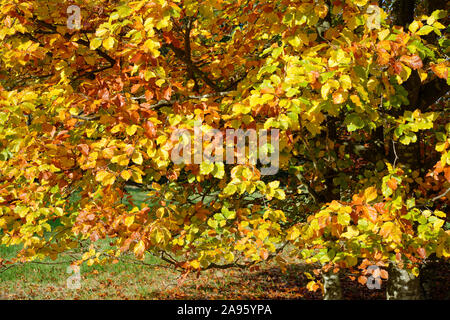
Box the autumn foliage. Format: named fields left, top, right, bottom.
left=0, top=0, right=448, bottom=294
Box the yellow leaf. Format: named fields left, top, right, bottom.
left=200, top=161, right=214, bottom=175
left=126, top=125, right=138, bottom=136
left=103, top=172, right=116, bottom=186
left=321, top=82, right=331, bottom=99
left=190, top=260, right=200, bottom=269
left=409, top=21, right=420, bottom=33
left=95, top=170, right=109, bottom=182
left=134, top=240, right=146, bottom=256
left=306, top=280, right=319, bottom=292
left=224, top=252, right=234, bottom=263
left=436, top=142, right=446, bottom=152
left=378, top=29, right=390, bottom=41
left=432, top=21, right=445, bottom=30
left=426, top=15, right=436, bottom=26
left=339, top=75, right=352, bottom=91
left=354, top=0, right=368, bottom=6
left=112, top=154, right=130, bottom=166
left=434, top=210, right=446, bottom=218
left=82, top=251, right=91, bottom=260
left=379, top=221, right=394, bottom=238
left=288, top=35, right=303, bottom=48
left=132, top=152, right=143, bottom=165
left=155, top=79, right=165, bottom=87
left=131, top=170, right=143, bottom=184
left=102, top=147, right=115, bottom=159
left=120, top=170, right=132, bottom=180
left=90, top=38, right=103, bottom=50
left=124, top=216, right=134, bottom=227
left=341, top=226, right=359, bottom=239
left=156, top=207, right=166, bottom=218
left=350, top=94, right=362, bottom=107
left=213, top=162, right=225, bottom=179
left=103, top=37, right=116, bottom=50
left=287, top=226, right=300, bottom=241
left=364, top=186, right=377, bottom=203
left=314, top=4, right=328, bottom=18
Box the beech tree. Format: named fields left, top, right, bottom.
left=0, top=0, right=448, bottom=299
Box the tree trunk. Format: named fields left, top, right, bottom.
left=393, top=0, right=416, bottom=27
left=322, top=269, right=342, bottom=300
left=386, top=263, right=423, bottom=300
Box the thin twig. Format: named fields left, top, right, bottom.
left=71, top=114, right=101, bottom=121
left=392, top=140, right=399, bottom=169
left=431, top=187, right=450, bottom=202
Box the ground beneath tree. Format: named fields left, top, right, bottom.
left=1, top=259, right=448, bottom=300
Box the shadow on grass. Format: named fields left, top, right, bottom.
left=153, top=259, right=450, bottom=300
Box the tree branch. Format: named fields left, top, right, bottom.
left=166, top=43, right=221, bottom=92
left=71, top=114, right=100, bottom=121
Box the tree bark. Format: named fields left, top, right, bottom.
left=386, top=263, right=423, bottom=300
left=393, top=0, right=416, bottom=27
left=322, top=269, right=343, bottom=300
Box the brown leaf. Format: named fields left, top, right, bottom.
left=131, top=83, right=141, bottom=93
left=417, top=247, right=426, bottom=259
left=399, top=54, right=423, bottom=70
left=143, top=120, right=156, bottom=138
left=163, top=86, right=172, bottom=100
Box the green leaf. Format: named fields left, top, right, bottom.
left=221, top=207, right=236, bottom=220
left=212, top=162, right=225, bottom=179
left=207, top=219, right=218, bottom=229
left=416, top=25, right=434, bottom=35
left=345, top=113, right=365, bottom=131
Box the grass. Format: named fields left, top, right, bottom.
left=0, top=243, right=187, bottom=299
left=0, top=242, right=319, bottom=300
left=0, top=242, right=386, bottom=300
left=0, top=238, right=322, bottom=299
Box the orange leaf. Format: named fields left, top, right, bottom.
left=363, top=206, right=378, bottom=223
left=387, top=178, right=398, bottom=190
left=163, top=86, right=172, bottom=100
left=332, top=91, right=344, bottom=104
left=131, top=83, right=141, bottom=93
left=143, top=120, right=156, bottom=138
left=145, top=90, right=154, bottom=101
left=260, top=248, right=269, bottom=260
left=431, top=63, right=448, bottom=79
